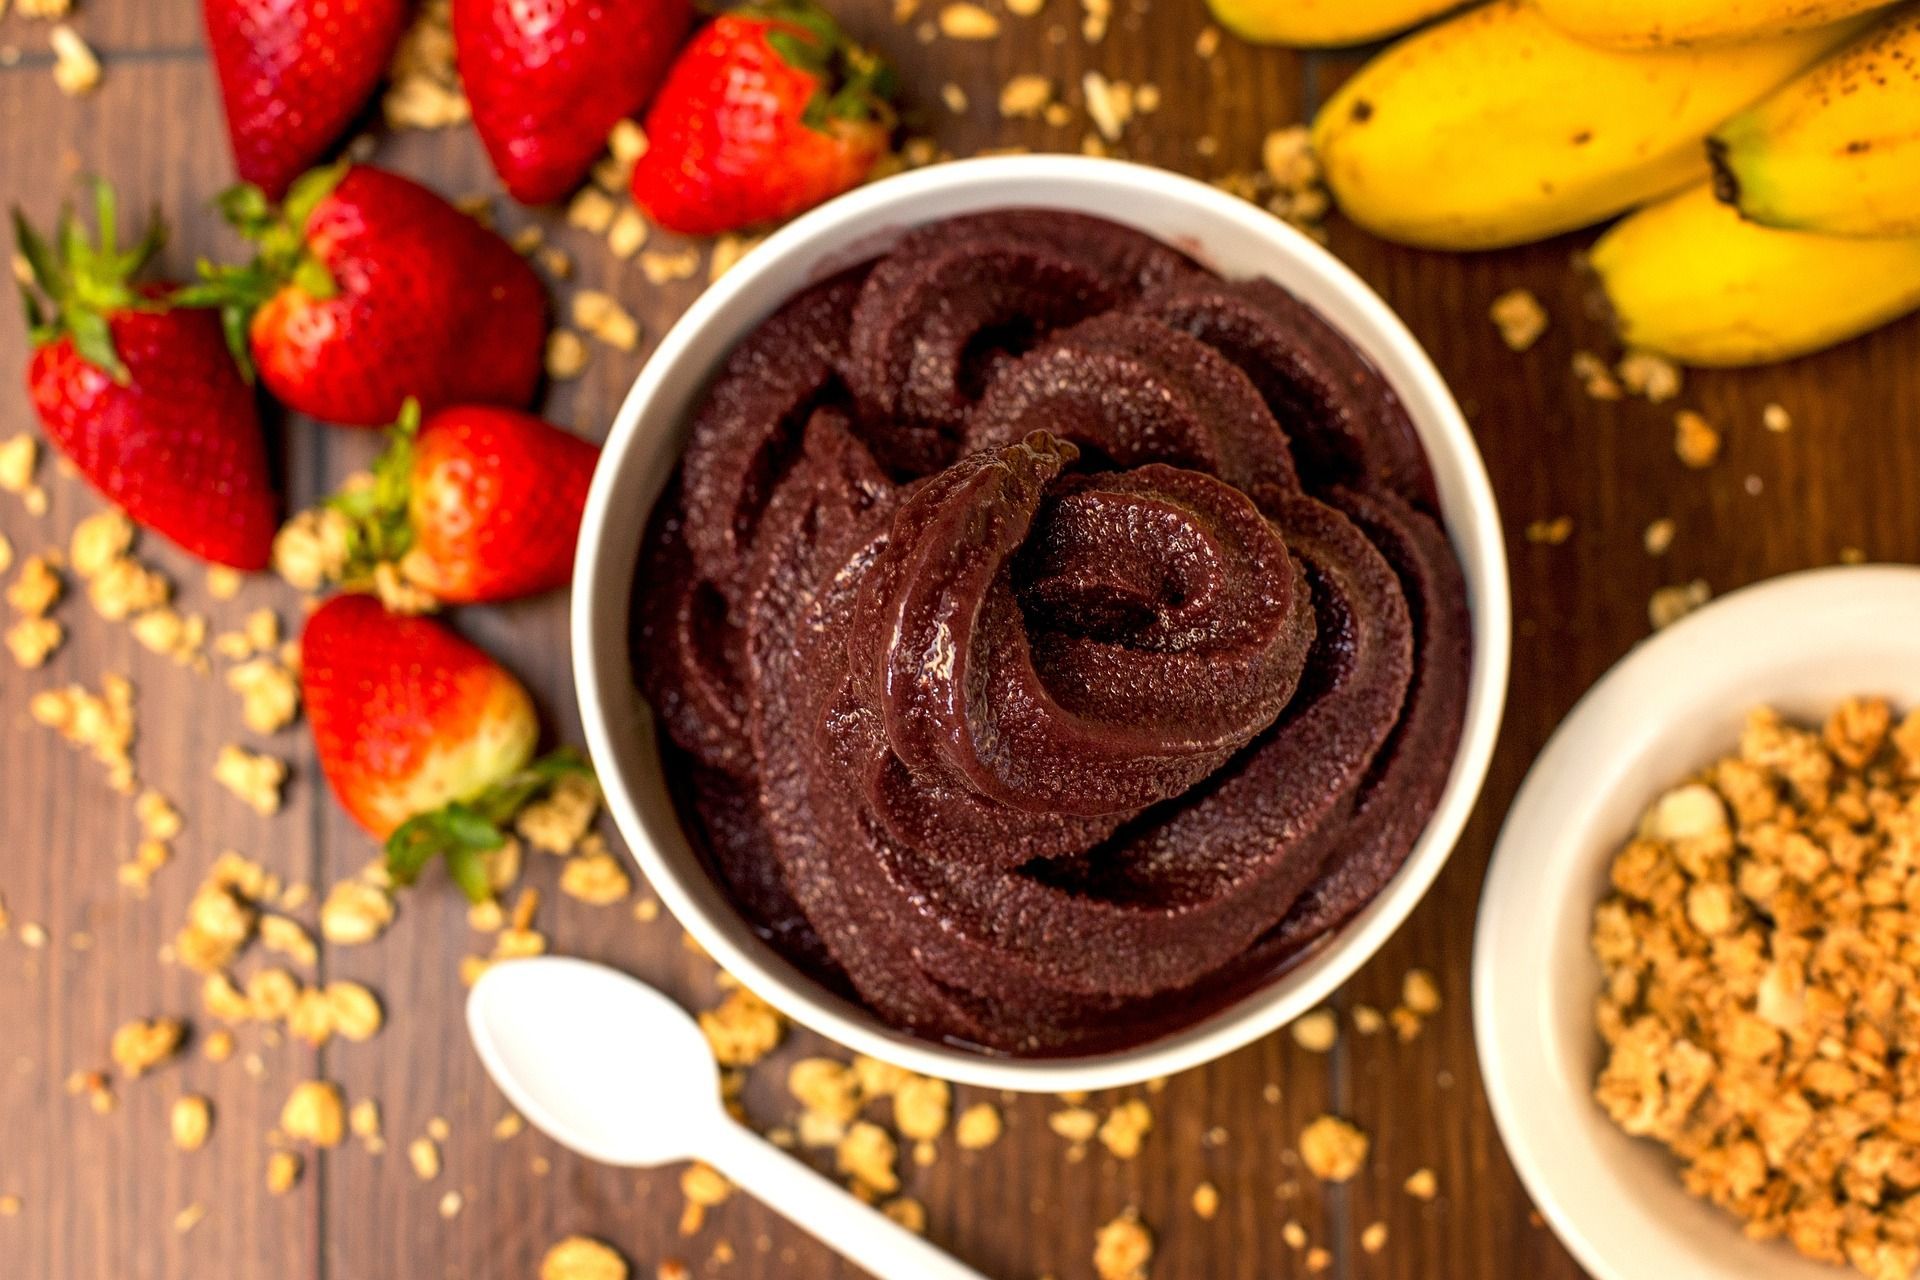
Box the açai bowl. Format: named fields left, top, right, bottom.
left=573, top=156, right=1510, bottom=1090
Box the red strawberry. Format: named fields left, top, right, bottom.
left=203, top=0, right=409, bottom=201
left=13, top=185, right=277, bottom=569
left=453, top=0, right=693, bottom=205
left=301, top=593, right=589, bottom=896
left=184, top=164, right=548, bottom=428
left=328, top=400, right=600, bottom=603
left=630, top=3, right=895, bottom=235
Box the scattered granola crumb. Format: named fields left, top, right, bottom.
left=1290, top=1009, right=1338, bottom=1052
left=1403, top=968, right=1442, bottom=1015
left=202, top=1029, right=235, bottom=1063
left=1299, top=1115, right=1369, bottom=1182
left=213, top=744, right=286, bottom=815
left=1763, top=402, right=1792, bottom=433
left=1571, top=351, right=1623, bottom=401
left=8, top=552, right=62, bottom=616
left=1000, top=73, right=1052, bottom=117
left=541, top=1237, right=629, bottom=1280
left=171, top=1095, right=213, bottom=1151
left=384, top=0, right=468, bottom=128
left=173, top=1203, right=208, bottom=1234
left=266, top=1151, right=302, bottom=1195
left=0, top=1195, right=19, bottom=1216
left=69, top=509, right=132, bottom=579
left=1616, top=351, right=1682, bottom=403
left=206, top=566, right=244, bottom=600
left=6, top=615, right=62, bottom=668
left=1093, top=1209, right=1153, bottom=1280
left=639, top=248, right=700, bottom=286
left=1191, top=1181, right=1220, bottom=1220
left=110, top=1016, right=185, bottom=1078
left=894, top=1075, right=951, bottom=1143
left=545, top=329, right=590, bottom=381
left=837, top=1121, right=900, bottom=1196
left=438, top=1190, right=463, bottom=1219
left=1006, top=0, right=1044, bottom=13
left=493, top=1111, right=524, bottom=1141
left=1048, top=1106, right=1099, bottom=1144
left=1673, top=410, right=1721, bottom=469
left=1305, top=1245, right=1332, bottom=1272
left=680, top=1160, right=734, bottom=1234
left=881, top=1196, right=927, bottom=1233
left=1361, top=1221, right=1388, bottom=1253
left=320, top=877, right=394, bottom=945
left=607, top=207, right=649, bottom=259
left=1643, top=518, right=1676, bottom=557
left=698, top=988, right=784, bottom=1067
left=518, top=772, right=601, bottom=853
left=954, top=1102, right=1002, bottom=1150
left=938, top=2, right=1001, bottom=37
left=408, top=1135, right=441, bottom=1181
left=567, top=188, right=617, bottom=235
left=1489, top=289, right=1547, bottom=352
left=1080, top=0, right=1110, bottom=41
left=272, top=507, right=351, bottom=592
left=1081, top=70, right=1132, bottom=142
left=1098, top=1099, right=1153, bottom=1159
left=1648, top=579, right=1711, bottom=631
left=227, top=658, right=300, bottom=733
left=573, top=290, right=641, bottom=351
left=1525, top=515, right=1573, bottom=546
left=558, top=849, right=630, bottom=905
left=282, top=1081, right=346, bottom=1147
left=1405, top=1167, right=1439, bottom=1200
left=48, top=24, right=100, bottom=95
left=1195, top=24, right=1220, bottom=56
left=0, top=434, right=40, bottom=508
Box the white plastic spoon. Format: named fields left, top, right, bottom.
left=468, top=955, right=990, bottom=1280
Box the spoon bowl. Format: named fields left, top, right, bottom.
left=468, top=955, right=719, bottom=1168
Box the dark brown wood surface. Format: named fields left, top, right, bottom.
left=2, top=4, right=1916, bottom=1279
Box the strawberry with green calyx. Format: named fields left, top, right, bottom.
left=179, top=163, right=548, bottom=428
left=323, top=399, right=600, bottom=605
left=630, top=2, right=897, bottom=235
left=300, top=593, right=594, bottom=901
left=16, top=181, right=277, bottom=569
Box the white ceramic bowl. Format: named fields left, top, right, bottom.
left=1475, top=564, right=1920, bottom=1279
left=573, top=154, right=1511, bottom=1091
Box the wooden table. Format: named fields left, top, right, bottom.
left=2, top=3, right=1915, bottom=1278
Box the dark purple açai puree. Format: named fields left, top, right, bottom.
left=633, top=210, right=1471, bottom=1056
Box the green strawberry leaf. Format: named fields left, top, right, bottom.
left=326, top=399, right=423, bottom=582
left=11, top=180, right=165, bottom=381
left=383, top=748, right=595, bottom=903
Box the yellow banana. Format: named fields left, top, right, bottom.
left=1590, top=183, right=1920, bottom=366
left=1534, top=0, right=1898, bottom=48
left=1206, top=0, right=1460, bottom=47
left=1710, top=6, right=1920, bottom=237
left=1312, top=1, right=1869, bottom=251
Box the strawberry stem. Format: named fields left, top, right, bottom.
left=173, top=161, right=350, bottom=377
left=384, top=748, right=595, bottom=903
left=756, top=1, right=896, bottom=133
left=327, top=399, right=423, bottom=582
left=11, top=178, right=166, bottom=383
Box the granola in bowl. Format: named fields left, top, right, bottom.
left=1593, top=697, right=1920, bottom=1280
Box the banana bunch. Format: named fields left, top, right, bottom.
left=1310, top=0, right=1862, bottom=251
left=1241, top=0, right=1920, bottom=366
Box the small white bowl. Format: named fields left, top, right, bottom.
left=1475, top=564, right=1920, bottom=1280
left=573, top=155, right=1511, bottom=1091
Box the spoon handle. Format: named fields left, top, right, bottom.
left=702, top=1117, right=991, bottom=1280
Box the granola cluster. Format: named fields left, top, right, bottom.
left=1593, top=698, right=1920, bottom=1279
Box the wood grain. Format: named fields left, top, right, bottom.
left=2, top=2, right=1917, bottom=1279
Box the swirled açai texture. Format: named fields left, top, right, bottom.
left=635, top=211, right=1471, bottom=1054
